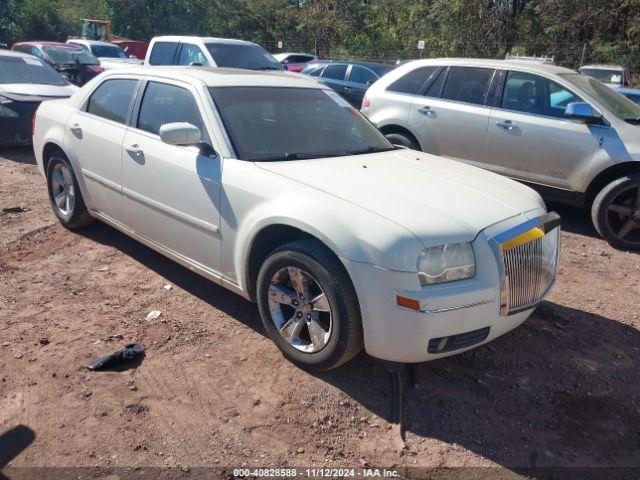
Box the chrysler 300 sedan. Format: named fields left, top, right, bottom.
left=33, top=67, right=560, bottom=371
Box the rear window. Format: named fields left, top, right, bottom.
left=91, top=44, right=127, bottom=59
left=0, top=56, right=67, bottom=85
left=205, top=43, right=282, bottom=70
left=441, top=66, right=494, bottom=105
left=387, top=66, right=438, bottom=95
left=149, top=41, right=179, bottom=65
left=87, top=79, right=138, bottom=124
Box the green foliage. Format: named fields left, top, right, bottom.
left=2, top=0, right=640, bottom=71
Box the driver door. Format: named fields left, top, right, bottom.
left=122, top=79, right=223, bottom=273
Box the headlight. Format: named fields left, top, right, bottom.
left=418, top=242, right=475, bottom=285
left=0, top=96, right=18, bottom=118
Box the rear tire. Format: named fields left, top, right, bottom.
left=256, top=239, right=363, bottom=371
left=46, top=151, right=94, bottom=229
left=384, top=132, right=420, bottom=150
left=591, top=174, right=640, bottom=250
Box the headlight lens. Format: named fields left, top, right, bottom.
left=0, top=97, right=18, bottom=117
left=418, top=242, right=475, bottom=285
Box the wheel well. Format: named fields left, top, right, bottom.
left=42, top=142, right=64, bottom=172
left=378, top=124, right=421, bottom=149
left=585, top=162, right=640, bottom=206
left=246, top=225, right=335, bottom=302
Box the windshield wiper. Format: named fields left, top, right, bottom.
left=625, top=116, right=640, bottom=125
left=349, top=146, right=398, bottom=155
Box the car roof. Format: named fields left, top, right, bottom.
left=101, top=65, right=327, bottom=89
left=67, top=39, right=116, bottom=48
left=580, top=64, right=625, bottom=70
left=150, top=36, right=258, bottom=46
left=404, top=57, right=576, bottom=75
left=14, top=41, right=84, bottom=49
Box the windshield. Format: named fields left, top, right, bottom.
left=579, top=68, right=623, bottom=84
left=562, top=73, right=640, bottom=121
left=91, top=44, right=127, bottom=59
left=205, top=43, right=282, bottom=70
left=43, top=46, right=100, bottom=66
left=209, top=86, right=394, bottom=161
left=0, top=56, right=67, bottom=85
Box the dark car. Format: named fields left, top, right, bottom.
left=0, top=50, right=77, bottom=146
left=12, top=42, right=103, bottom=86
left=273, top=52, right=318, bottom=72
left=301, top=61, right=394, bottom=108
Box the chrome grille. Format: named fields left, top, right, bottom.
left=494, top=213, right=561, bottom=316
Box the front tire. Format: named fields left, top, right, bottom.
left=256, top=239, right=363, bottom=371
left=46, top=151, right=94, bottom=229
left=384, top=132, right=420, bottom=150
left=591, top=174, right=640, bottom=250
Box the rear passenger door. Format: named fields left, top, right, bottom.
left=317, top=64, right=349, bottom=97
left=344, top=65, right=378, bottom=108
left=408, top=66, right=496, bottom=168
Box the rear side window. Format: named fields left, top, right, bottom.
left=137, top=82, right=206, bottom=138
left=349, top=66, right=378, bottom=85
left=322, top=64, right=347, bottom=81
left=387, top=66, right=438, bottom=95
left=148, top=41, right=178, bottom=65
left=441, top=67, right=494, bottom=105
left=177, top=43, right=208, bottom=66
left=87, top=79, right=138, bottom=124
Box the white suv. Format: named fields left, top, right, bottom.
left=144, top=36, right=283, bottom=71
left=363, top=58, right=640, bottom=249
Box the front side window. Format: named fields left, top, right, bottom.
left=148, top=41, right=179, bottom=65
left=387, top=66, right=438, bottom=95
left=321, top=64, right=348, bottom=81
left=137, top=82, right=206, bottom=137
left=42, top=46, right=100, bottom=66
left=0, top=56, right=67, bottom=85
left=501, top=71, right=581, bottom=118
left=87, top=79, right=138, bottom=124
left=177, top=44, right=209, bottom=66
left=349, top=66, right=378, bottom=86
left=441, top=67, right=494, bottom=106
left=209, top=86, right=394, bottom=162
left=205, top=43, right=282, bottom=70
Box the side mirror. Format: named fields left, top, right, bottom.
left=564, top=102, right=602, bottom=124
left=159, top=122, right=217, bottom=157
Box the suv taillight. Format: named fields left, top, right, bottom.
left=361, top=95, right=371, bottom=111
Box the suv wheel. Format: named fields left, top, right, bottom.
left=46, top=152, right=94, bottom=229
left=256, top=239, right=363, bottom=371
left=591, top=174, right=640, bottom=250
left=384, top=132, right=419, bottom=150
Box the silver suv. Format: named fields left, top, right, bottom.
left=362, top=58, right=640, bottom=249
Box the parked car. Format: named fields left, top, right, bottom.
left=363, top=58, right=640, bottom=249
left=0, top=49, right=77, bottom=146
left=302, top=61, right=394, bottom=108
left=579, top=64, right=632, bottom=88
left=33, top=66, right=559, bottom=370
left=12, top=42, right=103, bottom=86
left=616, top=86, right=640, bottom=105
left=145, top=36, right=283, bottom=71
left=66, top=39, right=143, bottom=70
left=273, top=52, right=318, bottom=72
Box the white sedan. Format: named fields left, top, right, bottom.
left=33, top=67, right=560, bottom=371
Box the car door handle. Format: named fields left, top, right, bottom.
left=344, top=86, right=353, bottom=93
left=69, top=123, right=82, bottom=136
left=418, top=105, right=435, bottom=116
left=125, top=144, right=143, bottom=156
left=497, top=120, right=518, bottom=131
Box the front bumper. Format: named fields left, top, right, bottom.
left=347, top=211, right=559, bottom=363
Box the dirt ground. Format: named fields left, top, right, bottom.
left=1, top=146, right=639, bottom=479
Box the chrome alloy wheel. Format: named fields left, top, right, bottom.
left=267, top=267, right=332, bottom=353
left=606, top=184, right=640, bottom=246
left=50, top=161, right=75, bottom=217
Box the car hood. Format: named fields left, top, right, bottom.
left=0, top=83, right=79, bottom=100
left=256, top=149, right=545, bottom=246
